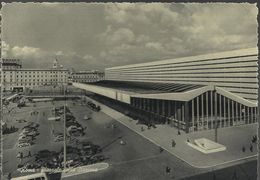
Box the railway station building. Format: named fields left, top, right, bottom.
left=73, top=48, right=258, bottom=133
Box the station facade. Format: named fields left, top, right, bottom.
left=73, top=48, right=258, bottom=132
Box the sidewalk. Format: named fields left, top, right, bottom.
left=87, top=97, right=257, bottom=169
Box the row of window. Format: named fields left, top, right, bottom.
left=2, top=71, right=68, bottom=74
left=0, top=75, right=65, bottom=78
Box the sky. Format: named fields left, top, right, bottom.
left=1, top=3, right=258, bottom=71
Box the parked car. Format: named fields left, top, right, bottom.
left=17, top=142, right=32, bottom=148
left=54, top=135, right=64, bottom=142
left=84, top=115, right=91, bottom=120
left=35, top=150, right=57, bottom=161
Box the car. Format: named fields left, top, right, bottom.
left=17, top=142, right=32, bottom=148
left=23, top=131, right=39, bottom=137
left=84, top=115, right=91, bottom=120
left=35, top=150, right=57, bottom=160
left=18, top=136, right=33, bottom=142
left=16, top=119, right=26, bottom=123
left=89, top=155, right=105, bottom=163
left=54, top=135, right=64, bottom=142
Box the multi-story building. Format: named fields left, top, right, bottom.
left=73, top=48, right=258, bottom=132
left=0, top=59, right=69, bottom=92
left=70, top=70, right=104, bottom=83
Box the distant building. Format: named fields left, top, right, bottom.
left=0, top=59, right=69, bottom=92
left=70, top=70, right=104, bottom=83
left=2, top=59, right=22, bottom=70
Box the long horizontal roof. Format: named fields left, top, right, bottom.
left=106, top=47, right=257, bottom=70
left=76, top=80, right=257, bottom=107
left=87, top=80, right=205, bottom=94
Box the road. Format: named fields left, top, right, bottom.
left=2, top=99, right=257, bottom=180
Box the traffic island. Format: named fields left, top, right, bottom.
left=187, top=138, right=226, bottom=154
left=61, top=162, right=109, bottom=178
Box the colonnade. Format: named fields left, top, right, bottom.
left=131, top=90, right=258, bottom=132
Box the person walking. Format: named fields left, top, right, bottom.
left=159, top=146, right=164, bottom=153
left=20, top=152, right=23, bottom=163
left=250, top=144, right=253, bottom=152
left=242, top=146, right=246, bottom=152
left=28, top=150, right=31, bottom=157
left=165, top=166, right=171, bottom=174
left=7, top=172, right=12, bottom=180
left=172, top=139, right=176, bottom=147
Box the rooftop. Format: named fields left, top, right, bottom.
left=86, top=80, right=205, bottom=94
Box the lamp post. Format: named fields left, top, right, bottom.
left=0, top=59, right=3, bottom=176
left=63, top=83, right=67, bottom=170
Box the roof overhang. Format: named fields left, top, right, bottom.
left=215, top=87, right=257, bottom=107
left=73, top=82, right=257, bottom=107
left=131, top=85, right=214, bottom=101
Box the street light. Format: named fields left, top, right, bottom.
left=63, top=83, right=67, bottom=170
left=0, top=60, right=3, bottom=176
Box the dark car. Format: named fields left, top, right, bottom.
left=35, top=150, right=57, bottom=160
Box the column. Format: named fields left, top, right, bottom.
left=247, top=106, right=250, bottom=123
left=196, top=96, right=200, bottom=130
left=228, top=99, right=230, bottom=127
left=219, top=94, right=222, bottom=127
left=235, top=102, right=238, bottom=124
left=231, top=100, right=234, bottom=126
left=210, top=91, right=213, bottom=129
left=244, top=106, right=247, bottom=123
left=214, top=92, right=218, bottom=128
left=239, top=103, right=242, bottom=124
left=182, top=103, right=185, bottom=122
left=254, top=107, right=257, bottom=123
left=162, top=100, right=166, bottom=117
left=206, top=92, right=209, bottom=129
left=251, top=107, right=253, bottom=124
left=168, top=101, right=171, bottom=117
left=157, top=99, right=160, bottom=115
left=174, top=101, right=177, bottom=119
left=224, top=97, right=226, bottom=127
left=146, top=99, right=149, bottom=112
left=201, top=94, right=204, bottom=129
left=184, top=102, right=190, bottom=133
left=177, top=104, right=182, bottom=129
left=192, top=99, right=195, bottom=132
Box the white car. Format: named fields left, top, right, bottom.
left=84, top=115, right=91, bottom=120
left=17, top=142, right=31, bottom=148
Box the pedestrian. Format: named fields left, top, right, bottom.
left=28, top=151, right=31, bottom=157
left=141, top=126, right=144, bottom=132
left=165, top=166, right=171, bottom=174
left=172, top=140, right=176, bottom=147
left=187, top=138, right=190, bottom=143
left=250, top=144, right=253, bottom=152
left=178, top=130, right=181, bottom=135
left=242, top=146, right=246, bottom=152
left=159, top=146, right=164, bottom=153
left=7, top=172, right=12, bottom=180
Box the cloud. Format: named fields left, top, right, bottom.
left=145, top=42, right=164, bottom=51
left=101, top=27, right=135, bottom=45
left=2, top=41, right=10, bottom=58
left=2, top=3, right=257, bottom=70
left=11, top=46, right=43, bottom=59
